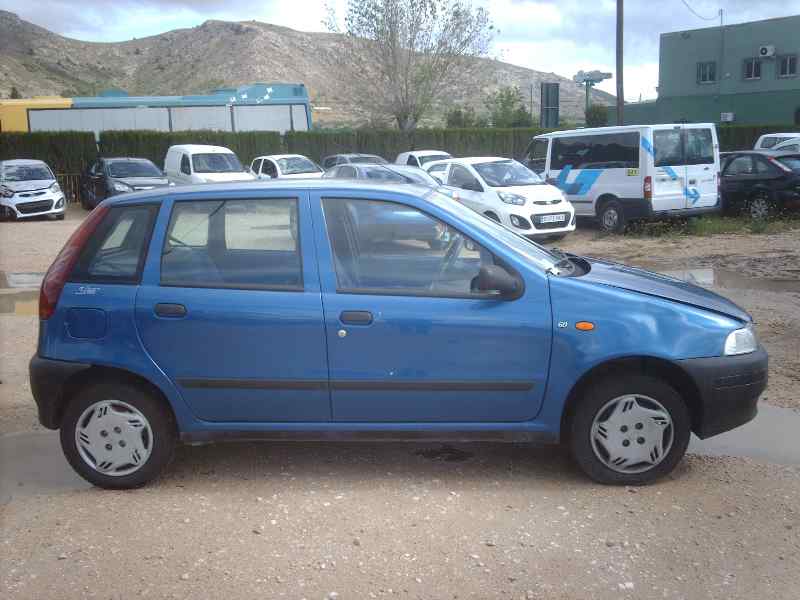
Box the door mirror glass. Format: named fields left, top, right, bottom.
left=475, top=264, right=521, bottom=299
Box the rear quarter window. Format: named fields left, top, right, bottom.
left=70, top=205, right=159, bottom=284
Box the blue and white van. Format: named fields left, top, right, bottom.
left=524, top=124, right=721, bottom=232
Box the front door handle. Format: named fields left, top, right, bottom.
left=340, top=310, right=373, bottom=325
left=154, top=303, right=187, bottom=318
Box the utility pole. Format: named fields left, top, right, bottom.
left=616, top=0, right=624, bottom=125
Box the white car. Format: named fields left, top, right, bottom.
left=395, top=150, right=452, bottom=168
left=250, top=154, right=324, bottom=179
left=0, top=159, right=66, bottom=221
left=426, top=157, right=575, bottom=239
left=754, top=133, right=800, bottom=150
left=771, top=137, right=800, bottom=153
left=164, top=145, right=255, bottom=185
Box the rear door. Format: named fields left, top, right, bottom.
left=650, top=127, right=686, bottom=212
left=720, top=155, right=755, bottom=208
left=446, top=164, right=486, bottom=213
left=683, top=125, right=718, bottom=208
left=135, top=192, right=331, bottom=423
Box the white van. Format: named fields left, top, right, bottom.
left=164, top=145, right=255, bottom=185
left=524, top=124, right=721, bottom=232
left=753, top=132, right=800, bottom=150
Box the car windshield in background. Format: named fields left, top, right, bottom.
left=192, top=153, right=244, bottom=173
left=107, top=160, right=162, bottom=178
left=418, top=154, right=450, bottom=165
left=367, top=166, right=437, bottom=185
left=350, top=155, right=387, bottom=164
left=276, top=156, right=321, bottom=175
left=777, top=157, right=800, bottom=171
left=2, top=164, right=54, bottom=182
left=474, top=160, right=542, bottom=187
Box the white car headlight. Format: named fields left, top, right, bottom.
left=49, top=182, right=61, bottom=193
left=724, top=325, right=757, bottom=356
left=498, top=191, right=526, bottom=206
left=112, top=181, right=133, bottom=193
left=0, top=185, right=14, bottom=198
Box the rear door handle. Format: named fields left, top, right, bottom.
left=154, top=303, right=187, bottom=318
left=340, top=310, right=373, bottom=325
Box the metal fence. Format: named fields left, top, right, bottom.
left=56, top=174, right=81, bottom=203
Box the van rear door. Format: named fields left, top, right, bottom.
left=650, top=127, right=686, bottom=212
left=683, top=125, right=719, bottom=209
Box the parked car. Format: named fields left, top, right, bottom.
left=395, top=150, right=452, bottom=167
left=79, top=157, right=170, bottom=210
left=771, top=138, right=800, bottom=153
left=30, top=180, right=767, bottom=489
left=250, top=154, right=324, bottom=179
left=164, top=145, right=255, bottom=185
left=719, top=150, right=800, bottom=218
left=753, top=132, right=800, bottom=150
left=425, top=157, right=575, bottom=240
left=0, top=159, right=65, bottom=221
left=321, top=153, right=388, bottom=169
left=524, top=124, right=721, bottom=232
left=323, top=163, right=440, bottom=186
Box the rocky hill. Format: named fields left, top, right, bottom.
left=0, top=10, right=614, bottom=126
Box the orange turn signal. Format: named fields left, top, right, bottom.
left=575, top=321, right=595, bottom=331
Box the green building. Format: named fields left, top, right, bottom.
left=623, top=15, right=800, bottom=126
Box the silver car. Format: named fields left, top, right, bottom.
left=0, top=159, right=66, bottom=221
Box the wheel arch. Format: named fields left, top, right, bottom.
left=560, top=355, right=703, bottom=440
left=594, top=193, right=619, bottom=217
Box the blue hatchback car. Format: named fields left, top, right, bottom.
left=30, top=181, right=767, bottom=488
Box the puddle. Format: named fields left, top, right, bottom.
left=639, top=266, right=800, bottom=294
left=0, top=271, right=44, bottom=289
left=0, top=290, right=38, bottom=315
left=415, top=445, right=474, bottom=462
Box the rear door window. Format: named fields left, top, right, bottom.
left=653, top=130, right=684, bottom=166
left=70, top=205, right=159, bottom=283
left=724, top=156, right=754, bottom=175
left=161, top=199, right=302, bottom=290
left=684, top=129, right=715, bottom=165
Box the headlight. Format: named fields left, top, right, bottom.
left=49, top=182, right=61, bottom=193
left=498, top=191, right=526, bottom=206
left=112, top=181, right=133, bottom=193
left=724, top=325, right=757, bottom=356
left=0, top=185, right=14, bottom=198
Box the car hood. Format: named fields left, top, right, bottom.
left=113, top=177, right=169, bottom=188
left=495, top=183, right=565, bottom=204
left=2, top=179, right=55, bottom=192
left=577, top=257, right=751, bottom=322
left=197, top=172, right=256, bottom=183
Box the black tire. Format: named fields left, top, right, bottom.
left=598, top=199, right=626, bottom=233
left=79, top=188, right=93, bottom=210
left=55, top=213, right=65, bottom=221
left=568, top=374, right=691, bottom=485
left=60, top=381, right=176, bottom=489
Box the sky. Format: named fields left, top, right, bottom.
left=3, top=0, right=800, bottom=101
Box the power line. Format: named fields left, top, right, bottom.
left=679, top=0, right=719, bottom=21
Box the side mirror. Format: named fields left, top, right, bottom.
left=475, top=265, right=521, bottom=299
left=431, top=173, right=444, bottom=184
left=463, top=181, right=483, bottom=193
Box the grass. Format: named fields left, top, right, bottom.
left=620, top=213, right=800, bottom=239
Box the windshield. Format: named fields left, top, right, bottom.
left=473, top=160, right=542, bottom=187
left=776, top=157, right=800, bottom=171
left=192, top=153, right=244, bottom=173
left=418, top=154, right=451, bottom=165
left=2, top=164, right=54, bottom=182
left=107, top=160, right=162, bottom=178
left=426, top=189, right=560, bottom=270
left=276, top=156, right=322, bottom=175
left=350, top=155, right=387, bottom=164
left=371, top=166, right=438, bottom=185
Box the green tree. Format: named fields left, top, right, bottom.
left=9, top=86, right=21, bottom=99
left=328, top=0, right=494, bottom=131
left=445, top=105, right=479, bottom=128
left=484, top=86, right=532, bottom=128
left=585, top=103, right=609, bottom=127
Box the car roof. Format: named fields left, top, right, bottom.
left=759, top=132, right=800, bottom=138
left=167, top=144, right=234, bottom=153
left=253, top=154, right=310, bottom=161
left=408, top=150, right=451, bottom=157
left=102, top=157, right=155, bottom=162
left=454, top=156, right=512, bottom=165
left=0, top=159, right=49, bottom=167
left=104, top=179, right=434, bottom=206
left=535, top=123, right=716, bottom=139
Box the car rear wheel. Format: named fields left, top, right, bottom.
left=747, top=191, right=772, bottom=220
left=598, top=199, right=625, bottom=233
left=568, top=375, right=691, bottom=485
left=60, top=381, right=176, bottom=489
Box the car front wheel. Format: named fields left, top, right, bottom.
left=747, top=190, right=773, bottom=220
left=598, top=200, right=626, bottom=233
left=60, top=381, right=176, bottom=489
left=569, top=374, right=691, bottom=485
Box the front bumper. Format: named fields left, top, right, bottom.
left=29, top=355, right=91, bottom=429
left=1, top=192, right=66, bottom=219
left=505, top=207, right=576, bottom=237
left=678, top=346, right=768, bottom=439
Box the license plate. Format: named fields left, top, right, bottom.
left=540, top=214, right=565, bottom=223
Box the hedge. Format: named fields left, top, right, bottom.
left=98, top=130, right=284, bottom=169
left=716, top=124, right=797, bottom=152
left=0, top=131, right=97, bottom=173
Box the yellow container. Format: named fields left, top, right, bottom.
left=0, top=97, right=73, bottom=132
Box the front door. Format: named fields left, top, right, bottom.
left=650, top=128, right=686, bottom=212
left=312, top=193, right=551, bottom=423
left=135, top=193, right=330, bottom=422
left=683, top=125, right=718, bottom=209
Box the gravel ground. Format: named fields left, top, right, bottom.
left=1, top=206, right=799, bottom=599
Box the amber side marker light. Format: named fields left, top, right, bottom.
left=575, top=321, right=595, bottom=331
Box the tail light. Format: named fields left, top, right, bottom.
left=767, top=157, right=793, bottom=173
left=643, top=176, right=652, bottom=201
left=39, top=205, right=109, bottom=320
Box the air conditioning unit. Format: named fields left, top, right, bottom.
left=759, top=45, right=776, bottom=58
